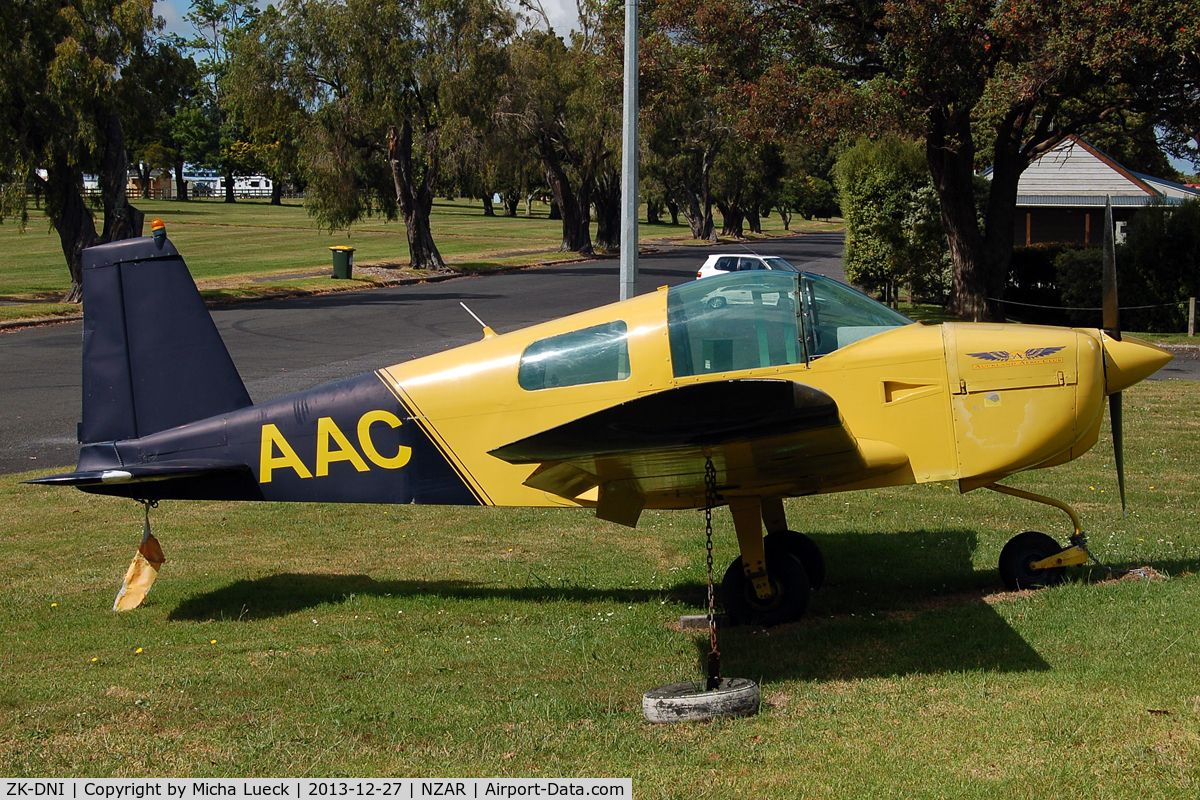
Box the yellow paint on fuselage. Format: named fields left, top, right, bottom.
left=376, top=290, right=1127, bottom=510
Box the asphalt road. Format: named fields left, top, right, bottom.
left=0, top=233, right=847, bottom=475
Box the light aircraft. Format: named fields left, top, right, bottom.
left=30, top=220, right=1171, bottom=623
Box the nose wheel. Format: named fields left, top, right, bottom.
left=998, top=531, right=1066, bottom=590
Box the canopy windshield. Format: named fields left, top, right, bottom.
left=667, top=272, right=911, bottom=376
left=800, top=274, right=912, bottom=356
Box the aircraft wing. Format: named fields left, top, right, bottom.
left=488, top=380, right=910, bottom=525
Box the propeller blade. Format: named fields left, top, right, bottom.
left=1103, top=196, right=1120, bottom=340
left=1110, top=391, right=1126, bottom=517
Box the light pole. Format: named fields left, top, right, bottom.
left=619, top=0, right=638, bottom=300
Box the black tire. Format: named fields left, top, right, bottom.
left=707, top=295, right=727, bottom=309
left=998, top=530, right=1067, bottom=590
left=722, top=550, right=810, bottom=626
left=642, top=678, right=760, bottom=724
left=764, top=530, right=826, bottom=589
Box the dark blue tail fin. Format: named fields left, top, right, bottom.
left=80, top=236, right=252, bottom=444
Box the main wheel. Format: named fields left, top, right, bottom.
left=764, top=530, right=826, bottom=589
left=722, top=550, right=810, bottom=626
left=707, top=295, right=727, bottom=309
left=998, top=530, right=1067, bottom=590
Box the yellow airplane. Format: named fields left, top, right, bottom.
left=30, top=220, right=1170, bottom=623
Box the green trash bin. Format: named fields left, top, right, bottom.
left=330, top=245, right=355, bottom=279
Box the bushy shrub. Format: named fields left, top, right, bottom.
left=834, top=137, right=949, bottom=302
left=1006, top=243, right=1091, bottom=325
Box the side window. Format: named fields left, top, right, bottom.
left=738, top=257, right=763, bottom=271
left=714, top=257, right=737, bottom=272
left=667, top=273, right=803, bottom=377
left=519, top=322, right=631, bottom=390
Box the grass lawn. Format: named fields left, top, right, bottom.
left=2, top=379, right=1198, bottom=796
left=0, top=198, right=839, bottom=317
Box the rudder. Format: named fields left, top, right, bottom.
left=80, top=236, right=252, bottom=443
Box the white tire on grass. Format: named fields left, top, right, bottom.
left=642, top=678, right=760, bottom=723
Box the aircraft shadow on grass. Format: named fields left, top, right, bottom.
left=167, top=575, right=671, bottom=622
left=160, top=527, right=1200, bottom=680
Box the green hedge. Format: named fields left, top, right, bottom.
left=1004, top=201, right=1200, bottom=333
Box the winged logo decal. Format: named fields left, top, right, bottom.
left=968, top=346, right=1066, bottom=368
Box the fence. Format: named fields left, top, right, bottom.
left=68, top=187, right=305, bottom=200
left=991, top=295, right=1197, bottom=337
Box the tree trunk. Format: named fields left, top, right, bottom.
left=746, top=208, right=762, bottom=234
left=43, top=164, right=98, bottom=304
left=670, top=149, right=717, bottom=242
left=665, top=196, right=679, bottom=225
left=43, top=111, right=142, bottom=303
left=542, top=158, right=591, bottom=253
left=926, top=110, right=1014, bottom=322
left=503, top=191, right=519, bottom=216
left=646, top=197, right=661, bottom=225
left=780, top=208, right=791, bottom=230
left=139, top=161, right=153, bottom=199
left=593, top=170, right=621, bottom=253
left=99, top=111, right=144, bottom=245
left=174, top=161, right=189, bottom=201
left=718, top=201, right=744, bottom=238
left=224, top=169, right=236, bottom=203
left=481, top=194, right=495, bottom=216
left=548, top=200, right=561, bottom=220
left=676, top=187, right=712, bottom=241
left=532, top=130, right=592, bottom=253
left=270, top=179, right=283, bottom=206
left=387, top=122, right=448, bottom=272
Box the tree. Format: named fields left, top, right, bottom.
left=712, top=140, right=785, bottom=237
left=1, top=0, right=153, bottom=302
left=500, top=29, right=597, bottom=254
left=119, top=37, right=201, bottom=200
left=184, top=0, right=260, bottom=203
left=641, top=0, right=792, bottom=242
left=279, top=0, right=513, bottom=271
left=773, top=0, right=1198, bottom=320
left=225, top=6, right=307, bottom=205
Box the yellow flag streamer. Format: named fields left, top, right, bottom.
left=113, top=507, right=166, bottom=612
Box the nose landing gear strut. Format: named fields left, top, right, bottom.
left=987, top=483, right=1117, bottom=590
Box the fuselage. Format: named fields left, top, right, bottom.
left=63, top=269, right=1170, bottom=513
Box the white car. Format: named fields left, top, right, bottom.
left=695, top=254, right=801, bottom=280
left=700, top=284, right=795, bottom=310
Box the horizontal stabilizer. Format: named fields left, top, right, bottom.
left=26, top=460, right=249, bottom=486
left=25, top=460, right=262, bottom=501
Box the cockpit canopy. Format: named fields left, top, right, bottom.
left=667, top=272, right=912, bottom=377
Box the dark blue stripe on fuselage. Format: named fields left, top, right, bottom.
left=87, top=372, right=479, bottom=505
